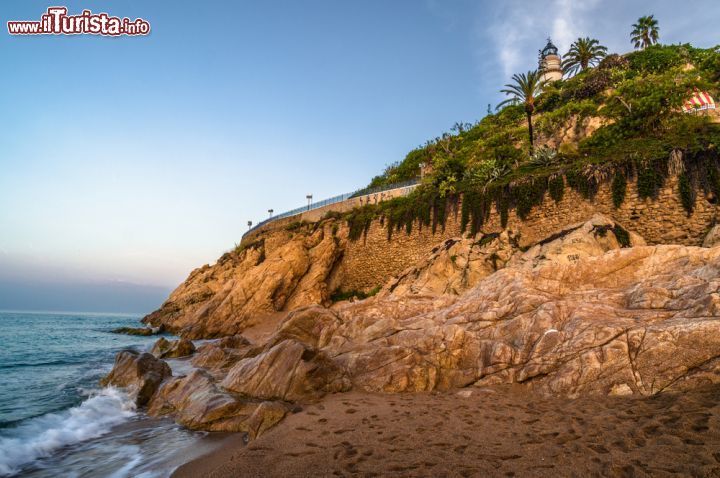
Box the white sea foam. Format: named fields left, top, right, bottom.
left=105, top=445, right=143, bottom=478
left=0, top=387, right=136, bottom=476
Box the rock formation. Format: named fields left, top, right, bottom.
left=220, top=339, right=350, bottom=401
left=147, top=369, right=288, bottom=436
left=103, top=214, right=720, bottom=436
left=703, top=224, right=720, bottom=248
left=380, top=230, right=519, bottom=297
left=190, top=335, right=256, bottom=374
left=111, top=326, right=162, bottom=336
left=100, top=351, right=171, bottom=406
left=321, top=242, right=720, bottom=397
left=142, top=226, right=344, bottom=338
left=150, top=337, right=196, bottom=358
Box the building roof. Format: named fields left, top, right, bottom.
left=541, top=38, right=559, bottom=58
left=683, top=90, right=716, bottom=113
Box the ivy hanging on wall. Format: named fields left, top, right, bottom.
left=341, top=145, right=720, bottom=242
left=636, top=159, right=667, bottom=200
left=548, top=175, right=565, bottom=204
left=611, top=172, right=627, bottom=208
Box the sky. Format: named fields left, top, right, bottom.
left=0, top=0, right=718, bottom=313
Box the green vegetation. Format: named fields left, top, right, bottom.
left=285, top=220, right=309, bottom=231
left=611, top=172, right=627, bottom=208
left=498, top=70, right=546, bottom=151
left=562, top=37, right=607, bottom=76
left=593, top=224, right=631, bottom=247
left=347, top=21, right=719, bottom=243
left=613, top=224, right=632, bottom=248
left=631, top=15, right=660, bottom=50
left=678, top=172, right=694, bottom=215
left=548, top=174, right=565, bottom=203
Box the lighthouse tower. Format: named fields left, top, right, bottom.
left=539, top=38, right=563, bottom=83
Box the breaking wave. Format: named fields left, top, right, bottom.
left=0, top=387, right=135, bottom=476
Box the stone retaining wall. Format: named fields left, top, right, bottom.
left=243, top=184, right=417, bottom=243
left=246, top=173, right=718, bottom=294
left=336, top=174, right=718, bottom=291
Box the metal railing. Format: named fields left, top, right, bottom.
left=348, top=178, right=420, bottom=198
left=244, top=178, right=420, bottom=235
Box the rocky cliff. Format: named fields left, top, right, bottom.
left=103, top=214, right=720, bottom=437
left=143, top=225, right=345, bottom=338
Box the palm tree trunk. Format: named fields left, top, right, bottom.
left=526, top=111, right=534, bottom=153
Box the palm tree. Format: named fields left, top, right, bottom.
left=631, top=15, right=659, bottom=49
left=562, top=37, right=608, bottom=76
left=497, top=70, right=545, bottom=152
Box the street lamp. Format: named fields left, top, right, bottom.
left=247, top=220, right=252, bottom=230
left=268, top=209, right=274, bottom=218
left=306, top=194, right=313, bottom=211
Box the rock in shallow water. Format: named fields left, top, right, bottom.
left=100, top=351, right=171, bottom=406
left=147, top=369, right=287, bottom=436
left=150, top=337, right=196, bottom=358
left=111, top=326, right=162, bottom=336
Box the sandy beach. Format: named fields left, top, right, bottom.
left=173, top=384, right=720, bottom=477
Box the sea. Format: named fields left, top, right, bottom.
left=0, top=311, right=219, bottom=477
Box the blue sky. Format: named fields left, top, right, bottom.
left=0, top=0, right=718, bottom=312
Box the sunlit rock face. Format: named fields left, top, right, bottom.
left=100, top=351, right=171, bottom=406
left=322, top=242, right=720, bottom=397
left=103, top=214, right=720, bottom=435
left=150, top=337, right=195, bottom=358
left=142, top=226, right=344, bottom=339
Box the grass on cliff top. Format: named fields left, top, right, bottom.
left=368, top=44, right=720, bottom=192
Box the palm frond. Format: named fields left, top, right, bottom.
left=562, top=37, right=607, bottom=77
left=630, top=15, right=659, bottom=49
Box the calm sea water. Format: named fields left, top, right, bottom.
left=0, top=311, right=214, bottom=477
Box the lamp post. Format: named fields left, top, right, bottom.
left=268, top=209, right=274, bottom=218
left=419, top=162, right=426, bottom=179
left=247, top=220, right=252, bottom=230
left=306, top=194, right=313, bottom=211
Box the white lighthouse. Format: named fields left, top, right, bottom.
left=539, top=38, right=563, bottom=83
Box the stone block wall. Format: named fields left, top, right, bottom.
left=246, top=173, right=718, bottom=294
left=242, top=184, right=417, bottom=243
left=337, top=174, right=718, bottom=291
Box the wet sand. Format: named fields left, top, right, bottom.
left=173, top=385, right=720, bottom=477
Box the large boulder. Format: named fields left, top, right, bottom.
left=150, top=337, right=196, bottom=359
left=269, top=306, right=343, bottom=349
left=221, top=339, right=350, bottom=401
left=148, top=369, right=287, bottom=436
left=508, top=214, right=644, bottom=269
left=191, top=335, right=258, bottom=373
left=100, top=351, right=172, bottom=406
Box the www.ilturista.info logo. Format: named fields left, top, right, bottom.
left=7, top=7, right=150, bottom=36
